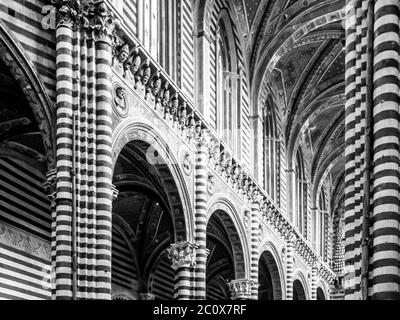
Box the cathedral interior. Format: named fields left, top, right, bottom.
left=0, top=0, right=399, bottom=300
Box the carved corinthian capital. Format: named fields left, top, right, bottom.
left=139, top=293, right=155, bottom=300
left=227, top=279, right=258, bottom=300
left=167, top=242, right=198, bottom=271
left=51, top=0, right=80, bottom=28
left=85, top=0, right=120, bottom=43
left=52, top=1, right=119, bottom=44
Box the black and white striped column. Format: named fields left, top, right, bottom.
left=285, top=237, right=295, bottom=300
left=250, top=203, right=260, bottom=299
left=53, top=1, right=115, bottom=299
left=54, top=17, right=75, bottom=299
left=193, top=133, right=209, bottom=299
left=311, top=262, right=319, bottom=300
left=344, top=0, right=400, bottom=299
left=371, top=0, right=400, bottom=300
left=168, top=242, right=198, bottom=300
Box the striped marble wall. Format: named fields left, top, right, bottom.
left=149, top=252, right=174, bottom=300
left=208, top=0, right=251, bottom=169
left=0, top=0, right=56, bottom=102
left=115, top=0, right=194, bottom=99
left=0, top=157, right=51, bottom=300
left=180, top=0, right=195, bottom=99
left=111, top=226, right=138, bottom=297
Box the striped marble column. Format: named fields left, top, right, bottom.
left=311, top=262, right=319, bottom=300
left=53, top=0, right=115, bottom=300
left=193, top=131, right=209, bottom=300
left=371, top=0, right=400, bottom=300
left=345, top=0, right=400, bottom=299
left=285, top=237, right=295, bottom=300
left=344, top=0, right=369, bottom=299
left=250, top=203, right=260, bottom=299
left=324, top=212, right=331, bottom=263
left=168, top=242, right=198, bottom=300
left=92, top=19, right=114, bottom=300
left=54, top=18, right=75, bottom=300
left=43, top=168, right=57, bottom=297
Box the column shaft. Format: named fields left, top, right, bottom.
left=193, top=142, right=208, bottom=299
left=285, top=240, right=295, bottom=300
left=250, top=204, right=259, bottom=299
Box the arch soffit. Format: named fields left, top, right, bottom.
left=258, top=241, right=286, bottom=299
left=112, top=119, right=194, bottom=242
left=0, top=20, right=55, bottom=169
left=207, top=194, right=250, bottom=279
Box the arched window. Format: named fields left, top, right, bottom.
left=264, top=99, right=281, bottom=205
left=295, top=149, right=307, bottom=235
left=216, top=12, right=241, bottom=155
left=317, top=189, right=327, bottom=259
left=137, top=0, right=178, bottom=80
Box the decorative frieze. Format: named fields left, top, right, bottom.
left=0, top=222, right=51, bottom=260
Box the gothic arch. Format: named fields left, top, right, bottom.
left=207, top=195, right=250, bottom=280
left=0, top=20, right=55, bottom=169
left=316, top=280, right=329, bottom=300
left=293, top=270, right=310, bottom=300
left=258, top=241, right=285, bottom=300
left=194, top=0, right=244, bottom=36
left=311, top=146, right=344, bottom=209
left=287, top=91, right=345, bottom=171
left=217, top=8, right=239, bottom=73
left=112, top=120, right=193, bottom=243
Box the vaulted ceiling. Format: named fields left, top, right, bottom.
left=236, top=0, right=346, bottom=209
left=0, top=60, right=46, bottom=171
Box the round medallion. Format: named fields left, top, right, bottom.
left=112, top=83, right=129, bottom=118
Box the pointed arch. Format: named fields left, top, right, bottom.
left=0, top=20, right=55, bottom=169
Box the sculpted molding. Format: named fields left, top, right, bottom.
left=0, top=222, right=51, bottom=261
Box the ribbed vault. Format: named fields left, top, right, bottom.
left=111, top=140, right=187, bottom=299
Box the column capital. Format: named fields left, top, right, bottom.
left=167, top=242, right=199, bottom=271
left=196, top=126, right=212, bottom=150
left=86, top=1, right=120, bottom=44
left=53, top=0, right=120, bottom=44
left=52, top=0, right=80, bottom=29
left=139, top=292, right=155, bottom=300
left=227, top=279, right=258, bottom=300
